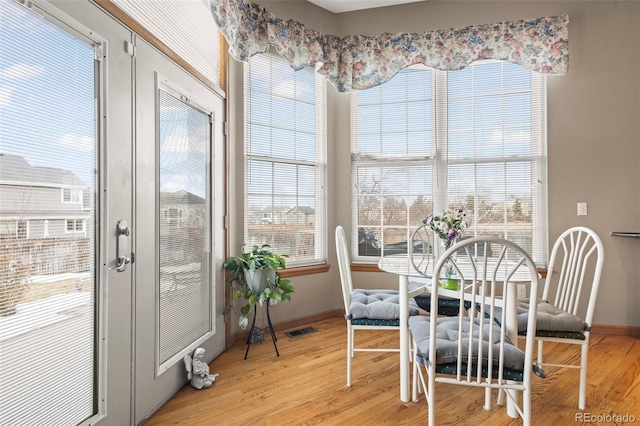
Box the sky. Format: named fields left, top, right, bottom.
left=0, top=0, right=96, bottom=188
left=0, top=0, right=208, bottom=199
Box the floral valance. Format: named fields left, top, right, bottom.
left=209, top=0, right=569, bottom=93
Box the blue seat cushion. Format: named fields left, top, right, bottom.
left=518, top=299, right=587, bottom=333
left=530, top=329, right=586, bottom=340
left=434, top=362, right=525, bottom=382
left=409, top=280, right=471, bottom=316
left=413, top=294, right=473, bottom=315
left=351, top=318, right=402, bottom=326
left=480, top=299, right=587, bottom=338
left=349, top=289, right=419, bottom=320
left=408, top=315, right=525, bottom=372
left=476, top=303, right=530, bottom=333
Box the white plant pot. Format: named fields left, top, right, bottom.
left=244, top=268, right=276, bottom=295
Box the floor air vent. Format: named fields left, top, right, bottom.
left=285, top=326, right=317, bottom=338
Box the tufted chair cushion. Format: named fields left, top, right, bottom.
left=349, top=289, right=419, bottom=320
left=409, top=315, right=526, bottom=371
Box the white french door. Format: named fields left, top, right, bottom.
left=132, top=35, right=226, bottom=424
left=0, top=0, right=133, bottom=425
left=0, top=2, right=226, bottom=424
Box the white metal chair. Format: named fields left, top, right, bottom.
left=335, top=225, right=419, bottom=386
left=528, top=226, right=604, bottom=410
left=409, top=236, right=541, bottom=425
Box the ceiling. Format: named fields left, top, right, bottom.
left=307, top=0, right=425, bottom=14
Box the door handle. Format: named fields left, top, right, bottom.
left=114, top=219, right=131, bottom=272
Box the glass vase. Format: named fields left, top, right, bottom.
left=438, top=238, right=459, bottom=290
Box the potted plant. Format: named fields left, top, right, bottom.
left=222, top=244, right=294, bottom=330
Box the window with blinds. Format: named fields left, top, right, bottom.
left=244, top=53, right=327, bottom=266
left=0, top=0, right=98, bottom=424
left=157, top=83, right=213, bottom=368
left=111, top=0, right=221, bottom=86
left=351, top=61, right=547, bottom=266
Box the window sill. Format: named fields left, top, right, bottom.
left=280, top=263, right=331, bottom=278
left=350, top=263, right=381, bottom=273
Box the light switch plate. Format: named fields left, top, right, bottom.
left=577, top=202, right=588, bottom=216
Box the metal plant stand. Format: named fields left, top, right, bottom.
left=244, top=300, right=279, bottom=359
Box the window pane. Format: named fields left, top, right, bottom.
left=158, top=87, right=212, bottom=365
left=0, top=1, right=97, bottom=423
left=111, top=0, right=221, bottom=86
left=244, top=53, right=327, bottom=266
left=352, top=61, right=546, bottom=265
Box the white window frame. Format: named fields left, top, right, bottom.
left=61, top=187, right=82, bottom=203
left=65, top=218, right=85, bottom=233
left=243, top=52, right=327, bottom=267
left=350, top=61, right=548, bottom=266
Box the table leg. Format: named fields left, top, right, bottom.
left=399, top=275, right=409, bottom=402
left=505, top=287, right=518, bottom=418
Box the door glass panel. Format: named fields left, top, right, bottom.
left=0, top=0, right=97, bottom=424
left=158, top=85, right=212, bottom=366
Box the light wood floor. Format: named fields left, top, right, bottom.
left=145, top=316, right=640, bottom=426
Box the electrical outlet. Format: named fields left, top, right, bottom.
left=577, top=202, right=588, bottom=216
left=517, top=284, right=526, bottom=299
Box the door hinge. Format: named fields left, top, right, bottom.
left=94, top=45, right=104, bottom=62
left=124, top=40, right=135, bottom=56
left=223, top=215, right=228, bottom=230
left=223, top=121, right=228, bottom=136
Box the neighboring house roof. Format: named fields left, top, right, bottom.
left=160, top=190, right=205, bottom=205
left=261, top=206, right=290, bottom=214
left=287, top=206, right=315, bottom=215
left=0, top=152, right=86, bottom=187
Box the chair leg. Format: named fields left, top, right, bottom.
left=347, top=323, right=352, bottom=387
left=484, top=388, right=492, bottom=411
left=523, top=387, right=531, bottom=426
left=579, top=343, right=588, bottom=410
left=427, top=373, right=436, bottom=426
left=537, top=339, right=544, bottom=365
left=411, top=342, right=419, bottom=402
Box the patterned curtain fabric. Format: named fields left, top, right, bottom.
left=209, top=0, right=569, bottom=92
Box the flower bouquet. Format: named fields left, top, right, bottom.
left=423, top=208, right=469, bottom=290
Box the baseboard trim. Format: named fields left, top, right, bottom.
left=591, top=324, right=640, bottom=337
left=231, top=310, right=342, bottom=344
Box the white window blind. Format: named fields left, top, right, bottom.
left=157, top=83, right=213, bottom=368
left=351, top=61, right=547, bottom=266
left=111, top=0, right=221, bottom=86
left=0, top=0, right=98, bottom=424
left=244, top=53, right=327, bottom=266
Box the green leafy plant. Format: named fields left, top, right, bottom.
left=222, top=244, right=294, bottom=329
